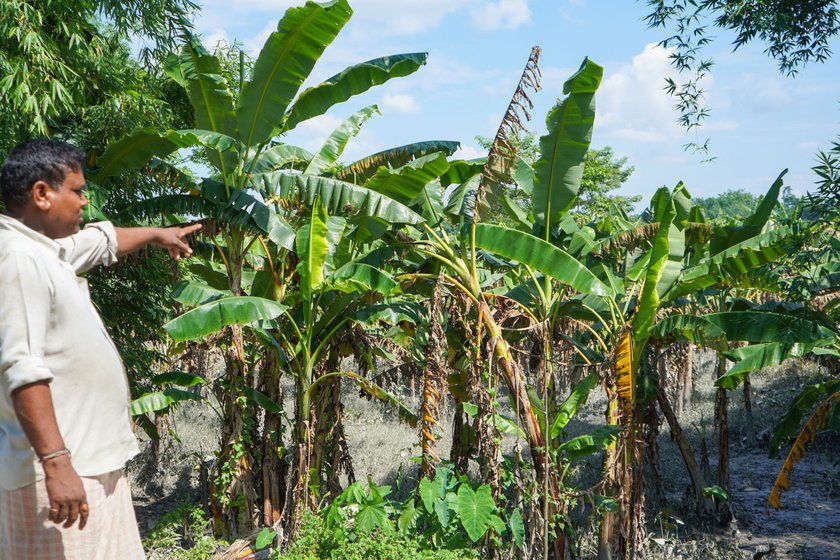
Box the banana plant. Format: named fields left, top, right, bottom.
left=90, top=0, right=437, bottom=536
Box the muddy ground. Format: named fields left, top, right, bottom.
left=129, top=351, right=839, bottom=559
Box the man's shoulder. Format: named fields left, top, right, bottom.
left=0, top=230, right=53, bottom=265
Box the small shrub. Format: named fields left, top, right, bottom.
left=144, top=503, right=228, bottom=560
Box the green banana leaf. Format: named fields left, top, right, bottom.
left=271, top=173, right=424, bottom=224
left=473, top=224, right=612, bottom=296
left=665, top=226, right=793, bottom=301
left=177, top=37, right=239, bottom=177
left=327, top=263, right=397, bottom=295
left=710, top=170, right=786, bottom=255
left=363, top=152, right=451, bottom=204
left=202, top=180, right=296, bottom=250
left=305, top=105, right=379, bottom=174
left=550, top=373, right=599, bottom=439
left=409, top=182, right=445, bottom=225
left=171, top=280, right=230, bottom=306
left=164, top=296, right=288, bottom=341
left=334, top=140, right=460, bottom=184
left=130, top=388, right=203, bottom=416
left=152, top=371, right=206, bottom=388
left=343, top=371, right=418, bottom=428
left=297, top=199, right=330, bottom=301
left=559, top=425, right=622, bottom=460
left=532, top=58, right=603, bottom=228
left=444, top=173, right=481, bottom=217
left=236, top=0, right=352, bottom=148
left=654, top=311, right=836, bottom=348
left=283, top=52, right=428, bottom=133
left=93, top=128, right=236, bottom=180
left=249, top=144, right=313, bottom=173
left=715, top=342, right=821, bottom=389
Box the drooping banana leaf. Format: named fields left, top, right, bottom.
left=171, top=280, right=230, bottom=306
left=283, top=52, right=428, bottom=133
left=93, top=129, right=236, bottom=180
left=130, top=388, right=203, bottom=416
left=444, top=173, right=481, bottom=217
left=236, top=0, right=352, bottom=148
left=305, top=105, right=379, bottom=174
left=271, top=173, right=424, bottom=224
left=249, top=143, right=313, bottom=173
left=326, top=263, right=397, bottom=295
left=532, top=58, right=603, bottom=228
left=715, top=342, right=825, bottom=389
left=550, top=373, right=598, bottom=439
left=164, top=296, right=288, bottom=341
left=363, top=152, right=451, bottom=204
left=335, top=140, right=460, bottom=184
left=473, top=223, right=612, bottom=296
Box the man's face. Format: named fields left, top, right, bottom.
left=42, top=170, right=87, bottom=239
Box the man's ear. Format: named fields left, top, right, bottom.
left=31, top=180, right=53, bottom=211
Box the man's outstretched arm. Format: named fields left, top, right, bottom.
left=115, top=223, right=202, bottom=260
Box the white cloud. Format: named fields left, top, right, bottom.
left=287, top=114, right=343, bottom=153
left=349, top=0, right=471, bottom=36
left=453, top=144, right=485, bottom=160
left=596, top=43, right=686, bottom=144
left=381, top=93, right=420, bottom=114
left=796, top=141, right=820, bottom=151
left=470, top=0, right=531, bottom=31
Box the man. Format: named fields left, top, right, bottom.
left=0, top=139, right=201, bottom=559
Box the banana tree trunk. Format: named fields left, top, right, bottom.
left=598, top=388, right=622, bottom=560
left=656, top=386, right=712, bottom=515
left=743, top=375, right=756, bottom=446
left=260, top=351, right=288, bottom=528
left=715, top=356, right=730, bottom=496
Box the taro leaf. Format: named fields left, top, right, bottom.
left=163, top=296, right=288, bottom=341
left=509, top=508, right=525, bottom=549
left=457, top=484, right=496, bottom=542
left=703, top=485, right=729, bottom=501
left=419, top=478, right=439, bottom=513
left=434, top=495, right=452, bottom=528
left=255, top=528, right=276, bottom=550
left=130, top=388, right=203, bottom=416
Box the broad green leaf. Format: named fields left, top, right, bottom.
left=237, top=0, right=352, bottom=147
left=457, top=485, right=496, bottom=542
left=550, top=373, right=598, bottom=439
left=130, top=388, right=202, bottom=416
left=703, top=486, right=729, bottom=501
left=284, top=52, right=428, bottom=133
left=398, top=500, right=420, bottom=534
left=474, top=224, right=612, bottom=296
left=434, top=495, right=452, bottom=528
left=271, top=172, right=424, bottom=224
left=350, top=302, right=423, bottom=326
left=356, top=501, right=391, bottom=534
left=163, top=296, right=288, bottom=341
left=179, top=37, right=239, bottom=177
left=94, top=129, right=234, bottom=180
left=171, top=280, right=230, bottom=306
left=410, top=182, right=445, bottom=225
left=363, top=152, right=451, bottom=204
left=244, top=387, right=284, bottom=415
left=444, top=173, right=481, bottom=217
left=297, top=199, right=330, bottom=301
left=249, top=143, right=313, bottom=173
left=532, top=58, right=603, bottom=228
left=255, top=528, right=277, bottom=550
left=710, top=170, right=786, bottom=254
left=202, top=181, right=296, bottom=250
left=633, top=185, right=683, bottom=347
left=716, top=342, right=820, bottom=389
left=419, top=478, right=439, bottom=513
left=335, top=140, right=460, bottom=184
left=559, top=425, right=622, bottom=460
left=305, top=105, right=379, bottom=174
left=328, top=263, right=396, bottom=295
left=152, top=371, right=206, bottom=388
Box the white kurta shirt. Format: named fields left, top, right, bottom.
left=0, top=214, right=140, bottom=490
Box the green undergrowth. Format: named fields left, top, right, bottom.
left=273, top=512, right=478, bottom=560
left=144, top=503, right=228, bottom=560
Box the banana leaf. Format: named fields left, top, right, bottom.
left=249, top=144, right=313, bottom=173
left=305, top=105, right=379, bottom=174
left=474, top=224, right=612, bottom=296
left=283, top=52, right=428, bottom=133
left=335, top=140, right=460, bottom=184
left=363, top=152, right=451, bottom=204
left=532, top=58, right=603, bottom=228
left=164, top=296, right=288, bottom=341
left=237, top=0, right=352, bottom=148
left=297, top=199, right=330, bottom=302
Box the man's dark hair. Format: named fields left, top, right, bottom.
left=1, top=140, right=86, bottom=211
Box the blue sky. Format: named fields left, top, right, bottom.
left=190, top=0, right=840, bottom=207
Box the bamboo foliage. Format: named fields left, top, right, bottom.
left=768, top=390, right=840, bottom=510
